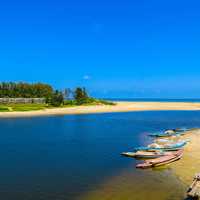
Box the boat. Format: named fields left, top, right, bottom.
left=136, top=149, right=183, bottom=169
left=187, top=173, right=200, bottom=199
left=166, top=128, right=188, bottom=133
left=164, top=129, right=176, bottom=134
left=149, top=132, right=179, bottom=137
left=149, top=128, right=188, bottom=137
left=154, top=138, right=180, bottom=145
left=149, top=131, right=182, bottom=137
left=174, top=127, right=189, bottom=132
left=134, top=140, right=188, bottom=152
left=121, top=150, right=178, bottom=159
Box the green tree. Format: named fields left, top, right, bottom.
left=50, top=90, right=64, bottom=106
left=0, top=82, right=53, bottom=99
left=74, top=87, right=88, bottom=105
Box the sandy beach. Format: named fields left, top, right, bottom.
left=0, top=101, right=200, bottom=118
left=170, top=128, right=200, bottom=185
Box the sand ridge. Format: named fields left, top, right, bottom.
left=0, top=101, right=200, bottom=118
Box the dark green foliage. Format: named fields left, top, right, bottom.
left=0, top=82, right=114, bottom=108
left=0, top=82, right=53, bottom=98
left=50, top=90, right=64, bottom=106
left=64, top=96, right=116, bottom=106
left=63, top=100, right=76, bottom=106
left=96, top=99, right=116, bottom=105
left=74, top=87, right=88, bottom=105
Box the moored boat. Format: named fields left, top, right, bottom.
left=134, top=140, right=188, bottom=152
left=136, top=149, right=183, bottom=169
left=121, top=150, right=178, bottom=159
left=149, top=132, right=182, bottom=138
left=149, top=128, right=188, bottom=137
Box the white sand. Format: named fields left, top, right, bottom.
left=0, top=101, right=200, bottom=118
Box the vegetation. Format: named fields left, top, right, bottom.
left=73, top=87, right=88, bottom=105
left=0, top=82, right=53, bottom=98
left=0, top=82, right=115, bottom=111
left=0, top=82, right=63, bottom=106
left=0, top=106, right=10, bottom=112
left=0, top=104, right=48, bottom=112
left=63, top=87, right=115, bottom=106
left=63, top=99, right=115, bottom=106
left=50, top=90, right=64, bottom=107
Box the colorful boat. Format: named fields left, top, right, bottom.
left=149, top=128, right=188, bottom=137
left=154, top=138, right=176, bottom=144
left=136, top=149, right=183, bottom=169
left=121, top=150, right=178, bottom=159
left=134, top=140, right=188, bottom=152
left=149, top=131, right=182, bottom=138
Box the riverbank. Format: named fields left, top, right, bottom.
left=0, top=101, right=200, bottom=118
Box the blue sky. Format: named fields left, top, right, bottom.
left=0, top=0, right=200, bottom=98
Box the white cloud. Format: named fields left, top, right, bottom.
left=83, top=75, right=91, bottom=80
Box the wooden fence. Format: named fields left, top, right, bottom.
left=0, top=98, right=45, bottom=104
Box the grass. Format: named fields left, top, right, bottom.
left=63, top=98, right=116, bottom=106
left=0, top=104, right=48, bottom=112
left=0, top=106, right=10, bottom=112
left=0, top=99, right=116, bottom=112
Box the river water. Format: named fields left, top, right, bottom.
left=0, top=111, right=200, bottom=200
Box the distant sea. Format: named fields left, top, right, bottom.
left=104, top=98, right=200, bottom=103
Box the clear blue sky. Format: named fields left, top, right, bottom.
left=0, top=0, right=200, bottom=98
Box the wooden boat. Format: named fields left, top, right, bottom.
left=149, top=132, right=182, bottom=138
left=136, top=149, right=183, bottom=169
left=187, top=173, right=200, bottom=199
left=154, top=136, right=187, bottom=143
left=164, top=129, right=176, bottom=134
left=134, top=140, right=188, bottom=152
left=154, top=138, right=176, bottom=145
left=121, top=150, right=178, bottom=159
left=149, top=128, right=188, bottom=137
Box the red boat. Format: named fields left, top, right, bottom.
left=136, top=149, right=183, bottom=169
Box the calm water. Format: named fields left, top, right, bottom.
left=106, top=98, right=200, bottom=102
left=0, top=111, right=200, bottom=200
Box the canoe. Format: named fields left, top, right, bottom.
left=164, top=129, right=176, bottom=134
left=154, top=138, right=176, bottom=145
left=149, top=128, right=188, bottom=137
left=149, top=132, right=182, bottom=137
left=134, top=140, right=188, bottom=152
left=121, top=150, right=178, bottom=159
left=174, top=128, right=189, bottom=132
left=136, top=149, right=183, bottom=169
left=187, top=173, right=200, bottom=199
left=152, top=139, right=190, bottom=146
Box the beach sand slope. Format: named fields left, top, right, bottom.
left=0, top=102, right=200, bottom=118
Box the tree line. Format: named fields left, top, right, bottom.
left=0, top=82, right=98, bottom=106
left=0, top=82, right=53, bottom=98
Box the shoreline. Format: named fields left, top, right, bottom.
left=0, top=101, right=200, bottom=118
left=170, top=129, right=200, bottom=185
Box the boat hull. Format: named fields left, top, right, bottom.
left=134, top=141, right=187, bottom=152
left=136, top=149, right=183, bottom=169
left=121, top=151, right=177, bottom=159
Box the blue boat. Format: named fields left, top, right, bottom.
left=134, top=140, right=188, bottom=152
left=149, top=128, right=188, bottom=137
